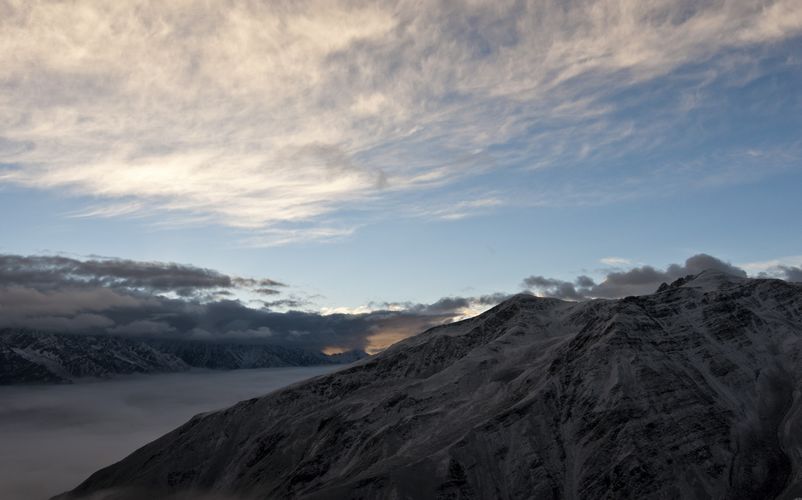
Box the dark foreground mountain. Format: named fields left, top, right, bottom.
left=0, top=330, right=365, bottom=384
left=57, top=271, right=802, bottom=499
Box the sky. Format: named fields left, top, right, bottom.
left=1, top=0, right=802, bottom=353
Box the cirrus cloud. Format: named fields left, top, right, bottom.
left=0, top=1, right=801, bottom=243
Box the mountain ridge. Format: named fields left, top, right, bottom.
left=0, top=330, right=366, bottom=384
left=57, top=271, right=802, bottom=499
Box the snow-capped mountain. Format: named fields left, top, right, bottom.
left=0, top=331, right=366, bottom=384
left=0, top=331, right=189, bottom=384
left=57, top=271, right=802, bottom=499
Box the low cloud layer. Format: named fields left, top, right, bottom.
left=2, top=253, right=800, bottom=354
left=0, top=366, right=338, bottom=500
left=0, top=254, right=284, bottom=297
left=0, top=254, right=501, bottom=354
left=523, top=253, right=800, bottom=299
left=776, top=266, right=802, bottom=283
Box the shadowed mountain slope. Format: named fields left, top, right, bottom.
left=57, top=271, right=802, bottom=499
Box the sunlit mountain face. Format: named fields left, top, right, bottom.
left=1, top=1, right=801, bottom=499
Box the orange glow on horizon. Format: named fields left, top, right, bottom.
left=321, top=346, right=347, bottom=355
left=365, top=329, right=413, bottom=355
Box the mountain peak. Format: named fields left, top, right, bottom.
left=656, top=268, right=749, bottom=294
left=57, top=275, right=802, bottom=500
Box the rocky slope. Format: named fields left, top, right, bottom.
left=57, top=271, right=802, bottom=499
left=0, top=330, right=188, bottom=384
left=0, top=331, right=364, bottom=384
left=143, top=339, right=343, bottom=370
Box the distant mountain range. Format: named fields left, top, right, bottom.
left=57, top=270, right=802, bottom=499
left=0, top=330, right=366, bottom=384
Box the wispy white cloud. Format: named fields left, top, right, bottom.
left=740, top=254, right=802, bottom=273
left=1, top=0, right=801, bottom=243
left=600, top=257, right=632, bottom=266
left=238, top=225, right=358, bottom=248
left=413, top=197, right=504, bottom=221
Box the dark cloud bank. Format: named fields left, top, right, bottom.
left=523, top=254, right=751, bottom=300
left=523, top=253, right=801, bottom=299
left=0, top=254, right=503, bottom=353
left=1, top=253, right=800, bottom=353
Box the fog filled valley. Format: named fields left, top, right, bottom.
left=0, top=366, right=340, bottom=499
